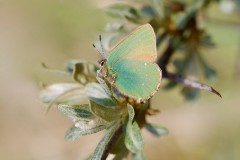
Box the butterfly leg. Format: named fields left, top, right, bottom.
left=96, top=70, right=100, bottom=77
left=108, top=68, right=117, bottom=85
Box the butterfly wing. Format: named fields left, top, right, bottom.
left=106, top=24, right=157, bottom=68
left=112, top=59, right=161, bottom=101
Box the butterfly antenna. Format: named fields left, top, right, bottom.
left=99, top=35, right=106, bottom=58
left=92, top=43, right=102, bottom=55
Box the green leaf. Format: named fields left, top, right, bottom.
left=124, top=120, right=144, bottom=153
left=173, top=59, right=187, bottom=75
left=174, top=6, right=197, bottom=30
left=40, top=83, right=87, bottom=111
left=73, top=62, right=98, bottom=85
left=86, top=83, right=110, bottom=99
left=182, top=87, right=199, bottom=100
left=65, top=123, right=107, bottom=141
left=141, top=6, right=156, bottom=17
left=105, top=4, right=140, bottom=22
left=107, top=31, right=129, bottom=48
left=58, top=104, right=93, bottom=121
left=96, top=76, right=113, bottom=97
left=174, top=12, right=189, bottom=30
left=163, top=81, right=178, bottom=90
left=200, top=33, right=215, bottom=47
left=64, top=60, right=81, bottom=73
left=144, top=123, right=168, bottom=137
left=92, top=121, right=120, bottom=160
left=112, top=147, right=129, bottom=160
left=108, top=126, right=129, bottom=159
left=40, top=83, right=82, bottom=103
left=41, top=62, right=71, bottom=76
left=90, top=97, right=117, bottom=107
left=202, top=63, right=216, bottom=80
left=156, top=31, right=167, bottom=46
left=197, top=52, right=216, bottom=80
left=132, top=151, right=146, bottom=160
left=174, top=1, right=203, bottom=30
left=109, top=132, right=125, bottom=154
left=86, top=82, right=118, bottom=105
left=89, top=100, right=126, bottom=122
left=149, top=0, right=164, bottom=19
left=105, top=21, right=124, bottom=32
left=127, top=104, right=135, bottom=123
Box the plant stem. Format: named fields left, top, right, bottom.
left=101, top=124, right=123, bottom=159
left=157, top=39, right=175, bottom=71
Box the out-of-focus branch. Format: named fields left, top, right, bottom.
left=157, top=45, right=175, bottom=70
left=162, top=70, right=222, bottom=98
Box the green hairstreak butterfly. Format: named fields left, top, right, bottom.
left=95, top=24, right=162, bottom=103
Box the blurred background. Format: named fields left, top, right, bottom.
left=0, top=0, right=239, bottom=159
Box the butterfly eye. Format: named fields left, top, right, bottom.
left=99, top=60, right=105, bottom=66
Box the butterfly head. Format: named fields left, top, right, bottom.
left=98, top=59, right=106, bottom=67
left=97, top=59, right=108, bottom=78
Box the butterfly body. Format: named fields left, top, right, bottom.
left=97, top=24, right=162, bottom=103
left=98, top=59, right=116, bottom=85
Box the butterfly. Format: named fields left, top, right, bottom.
left=95, top=24, right=162, bottom=103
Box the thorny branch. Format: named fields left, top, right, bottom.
left=162, top=70, right=222, bottom=98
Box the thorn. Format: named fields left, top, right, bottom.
left=211, top=87, right=222, bottom=98
left=92, top=44, right=96, bottom=48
